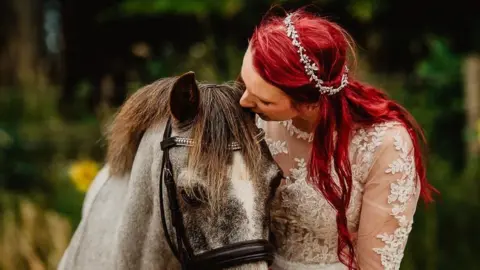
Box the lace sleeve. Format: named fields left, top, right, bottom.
left=355, top=126, right=420, bottom=270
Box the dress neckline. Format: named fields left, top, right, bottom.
left=279, top=119, right=314, bottom=142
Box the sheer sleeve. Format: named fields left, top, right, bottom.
left=355, top=126, right=420, bottom=270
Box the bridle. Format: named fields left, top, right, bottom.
left=159, top=117, right=275, bottom=270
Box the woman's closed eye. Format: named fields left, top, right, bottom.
left=260, top=100, right=272, bottom=106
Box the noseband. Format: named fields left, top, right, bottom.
left=159, top=118, right=274, bottom=270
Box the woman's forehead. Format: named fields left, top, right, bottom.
left=241, top=51, right=285, bottom=101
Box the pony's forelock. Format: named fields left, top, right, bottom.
left=106, top=78, right=263, bottom=212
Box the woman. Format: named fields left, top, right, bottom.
left=238, top=8, right=437, bottom=270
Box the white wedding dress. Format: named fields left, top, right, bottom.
left=257, top=118, right=420, bottom=270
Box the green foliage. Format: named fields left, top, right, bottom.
left=416, top=38, right=462, bottom=88
left=393, top=38, right=480, bottom=270
left=402, top=38, right=464, bottom=169
left=0, top=86, right=105, bottom=230
left=143, top=38, right=244, bottom=84
left=0, top=92, right=53, bottom=194
left=118, top=0, right=244, bottom=17
left=346, top=0, right=380, bottom=22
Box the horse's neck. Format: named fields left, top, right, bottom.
left=59, top=120, right=180, bottom=270
left=115, top=120, right=179, bottom=268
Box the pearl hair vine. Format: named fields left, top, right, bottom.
left=284, top=13, right=349, bottom=95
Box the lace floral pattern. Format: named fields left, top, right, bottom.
left=349, top=122, right=397, bottom=184
left=266, top=138, right=289, bottom=156
left=257, top=118, right=418, bottom=269
left=271, top=173, right=340, bottom=263
left=280, top=120, right=314, bottom=142
left=289, top=158, right=307, bottom=182
left=372, top=132, right=417, bottom=270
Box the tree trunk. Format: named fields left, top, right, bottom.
left=0, top=0, right=45, bottom=89
left=463, top=54, right=480, bottom=158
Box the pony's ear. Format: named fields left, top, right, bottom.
left=169, top=71, right=200, bottom=123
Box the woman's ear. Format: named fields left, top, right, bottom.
left=169, top=71, right=200, bottom=124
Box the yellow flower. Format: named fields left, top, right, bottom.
left=68, top=160, right=100, bottom=192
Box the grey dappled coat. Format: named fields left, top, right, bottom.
left=58, top=124, right=181, bottom=270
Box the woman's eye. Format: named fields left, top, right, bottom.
left=260, top=100, right=272, bottom=106
left=180, top=186, right=207, bottom=207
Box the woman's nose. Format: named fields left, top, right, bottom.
left=240, top=91, right=255, bottom=108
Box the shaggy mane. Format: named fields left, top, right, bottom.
left=105, top=76, right=262, bottom=209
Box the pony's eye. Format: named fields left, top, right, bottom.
left=180, top=186, right=207, bottom=207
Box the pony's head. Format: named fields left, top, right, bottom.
left=107, top=72, right=282, bottom=270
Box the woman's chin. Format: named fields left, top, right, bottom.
left=257, top=113, right=271, bottom=121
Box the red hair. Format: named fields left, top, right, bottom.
left=249, top=9, right=437, bottom=269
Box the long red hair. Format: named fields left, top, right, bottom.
left=249, top=9, right=437, bottom=269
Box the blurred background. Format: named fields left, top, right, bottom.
left=0, top=0, right=479, bottom=269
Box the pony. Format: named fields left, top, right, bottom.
left=58, top=72, right=282, bottom=270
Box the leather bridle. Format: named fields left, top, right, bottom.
left=159, top=117, right=275, bottom=270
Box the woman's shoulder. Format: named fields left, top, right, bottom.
left=352, top=120, right=413, bottom=148
left=350, top=121, right=415, bottom=180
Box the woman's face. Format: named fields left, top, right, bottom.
left=239, top=48, right=299, bottom=121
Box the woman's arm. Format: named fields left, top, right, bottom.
left=355, top=126, right=420, bottom=270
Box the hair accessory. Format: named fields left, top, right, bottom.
left=284, top=13, right=349, bottom=95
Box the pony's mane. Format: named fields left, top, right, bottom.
left=106, top=77, right=175, bottom=176
left=105, top=76, right=262, bottom=208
